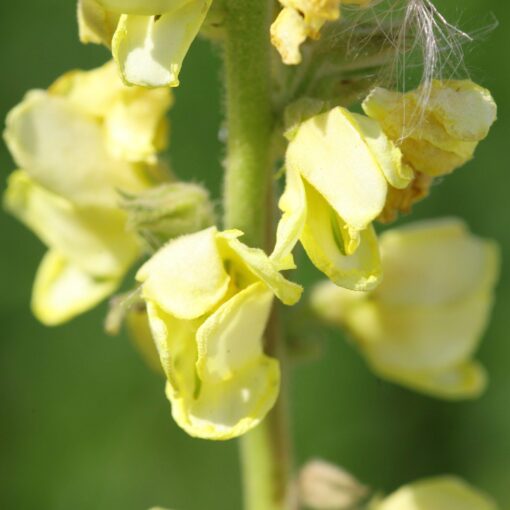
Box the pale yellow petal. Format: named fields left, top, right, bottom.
left=218, top=231, right=303, bottom=306
left=49, top=61, right=123, bottom=117
left=112, top=1, right=211, bottom=88
left=382, top=361, right=487, bottom=400
left=271, top=165, right=307, bottom=270
left=350, top=112, right=412, bottom=189
left=95, top=0, right=189, bottom=15
left=362, top=82, right=497, bottom=177
left=32, top=251, right=120, bottom=326
left=196, top=283, right=273, bottom=382
left=168, top=356, right=280, bottom=440
left=346, top=293, right=493, bottom=379
left=300, top=182, right=381, bottom=291
left=375, top=476, right=497, bottom=510
left=3, top=90, right=149, bottom=208
left=49, top=62, right=172, bottom=162
left=146, top=298, right=280, bottom=441
left=376, top=218, right=500, bottom=306
left=287, top=107, right=388, bottom=232
left=146, top=301, right=199, bottom=394
left=104, top=86, right=172, bottom=163
left=310, top=279, right=368, bottom=326
left=137, top=228, right=230, bottom=319
left=428, top=80, right=497, bottom=141
left=78, top=0, right=120, bottom=47
left=270, top=7, right=308, bottom=65
left=4, top=171, right=140, bottom=277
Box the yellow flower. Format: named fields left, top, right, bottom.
left=272, top=106, right=412, bottom=291
left=371, top=476, right=498, bottom=510
left=136, top=227, right=302, bottom=439
left=271, top=0, right=371, bottom=65
left=312, top=218, right=500, bottom=399
left=3, top=62, right=172, bottom=325
left=363, top=80, right=497, bottom=221
left=78, top=0, right=212, bottom=87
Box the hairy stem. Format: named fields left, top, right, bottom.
left=222, top=1, right=293, bottom=509
left=223, top=0, right=273, bottom=247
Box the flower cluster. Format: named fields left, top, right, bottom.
left=2, top=3, right=503, bottom=504
left=136, top=227, right=301, bottom=439
left=4, top=62, right=172, bottom=324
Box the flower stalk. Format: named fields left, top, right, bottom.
left=222, top=0, right=293, bottom=508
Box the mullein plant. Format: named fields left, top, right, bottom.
left=3, top=0, right=502, bottom=509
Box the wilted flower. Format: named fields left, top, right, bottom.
left=136, top=227, right=302, bottom=439
left=3, top=62, right=172, bottom=325
left=78, top=0, right=212, bottom=87
left=363, top=80, right=497, bottom=222
left=312, top=218, right=499, bottom=399
left=299, top=459, right=368, bottom=509
left=271, top=0, right=371, bottom=65
left=272, top=105, right=412, bottom=291
left=370, top=476, right=498, bottom=510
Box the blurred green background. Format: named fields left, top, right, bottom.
left=0, top=1, right=508, bottom=509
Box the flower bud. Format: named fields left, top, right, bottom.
left=299, top=459, right=368, bottom=509
left=120, top=182, right=216, bottom=252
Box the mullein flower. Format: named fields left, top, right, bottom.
left=362, top=80, right=497, bottom=222
left=271, top=0, right=371, bottom=65
left=3, top=62, right=172, bottom=325
left=78, top=0, right=212, bottom=87
left=136, top=227, right=302, bottom=439
left=312, top=218, right=500, bottom=399
left=370, top=476, right=498, bottom=510
left=272, top=105, right=412, bottom=291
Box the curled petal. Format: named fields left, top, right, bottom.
left=32, top=251, right=120, bottom=326
left=300, top=182, right=381, bottom=291
left=271, top=165, right=307, bottom=269
left=112, top=1, right=211, bottom=87
left=287, top=107, right=388, bottom=233
left=218, top=231, right=303, bottom=306
left=350, top=112, right=412, bottom=190
left=196, top=283, right=274, bottom=382
left=362, top=81, right=497, bottom=176
left=146, top=298, right=280, bottom=440
left=168, top=356, right=280, bottom=440
left=78, top=0, right=120, bottom=46
left=270, top=7, right=308, bottom=65
left=137, top=227, right=231, bottom=320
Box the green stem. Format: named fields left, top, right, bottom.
left=223, top=0, right=273, bottom=247
left=222, top=1, right=293, bottom=509
left=239, top=308, right=293, bottom=510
